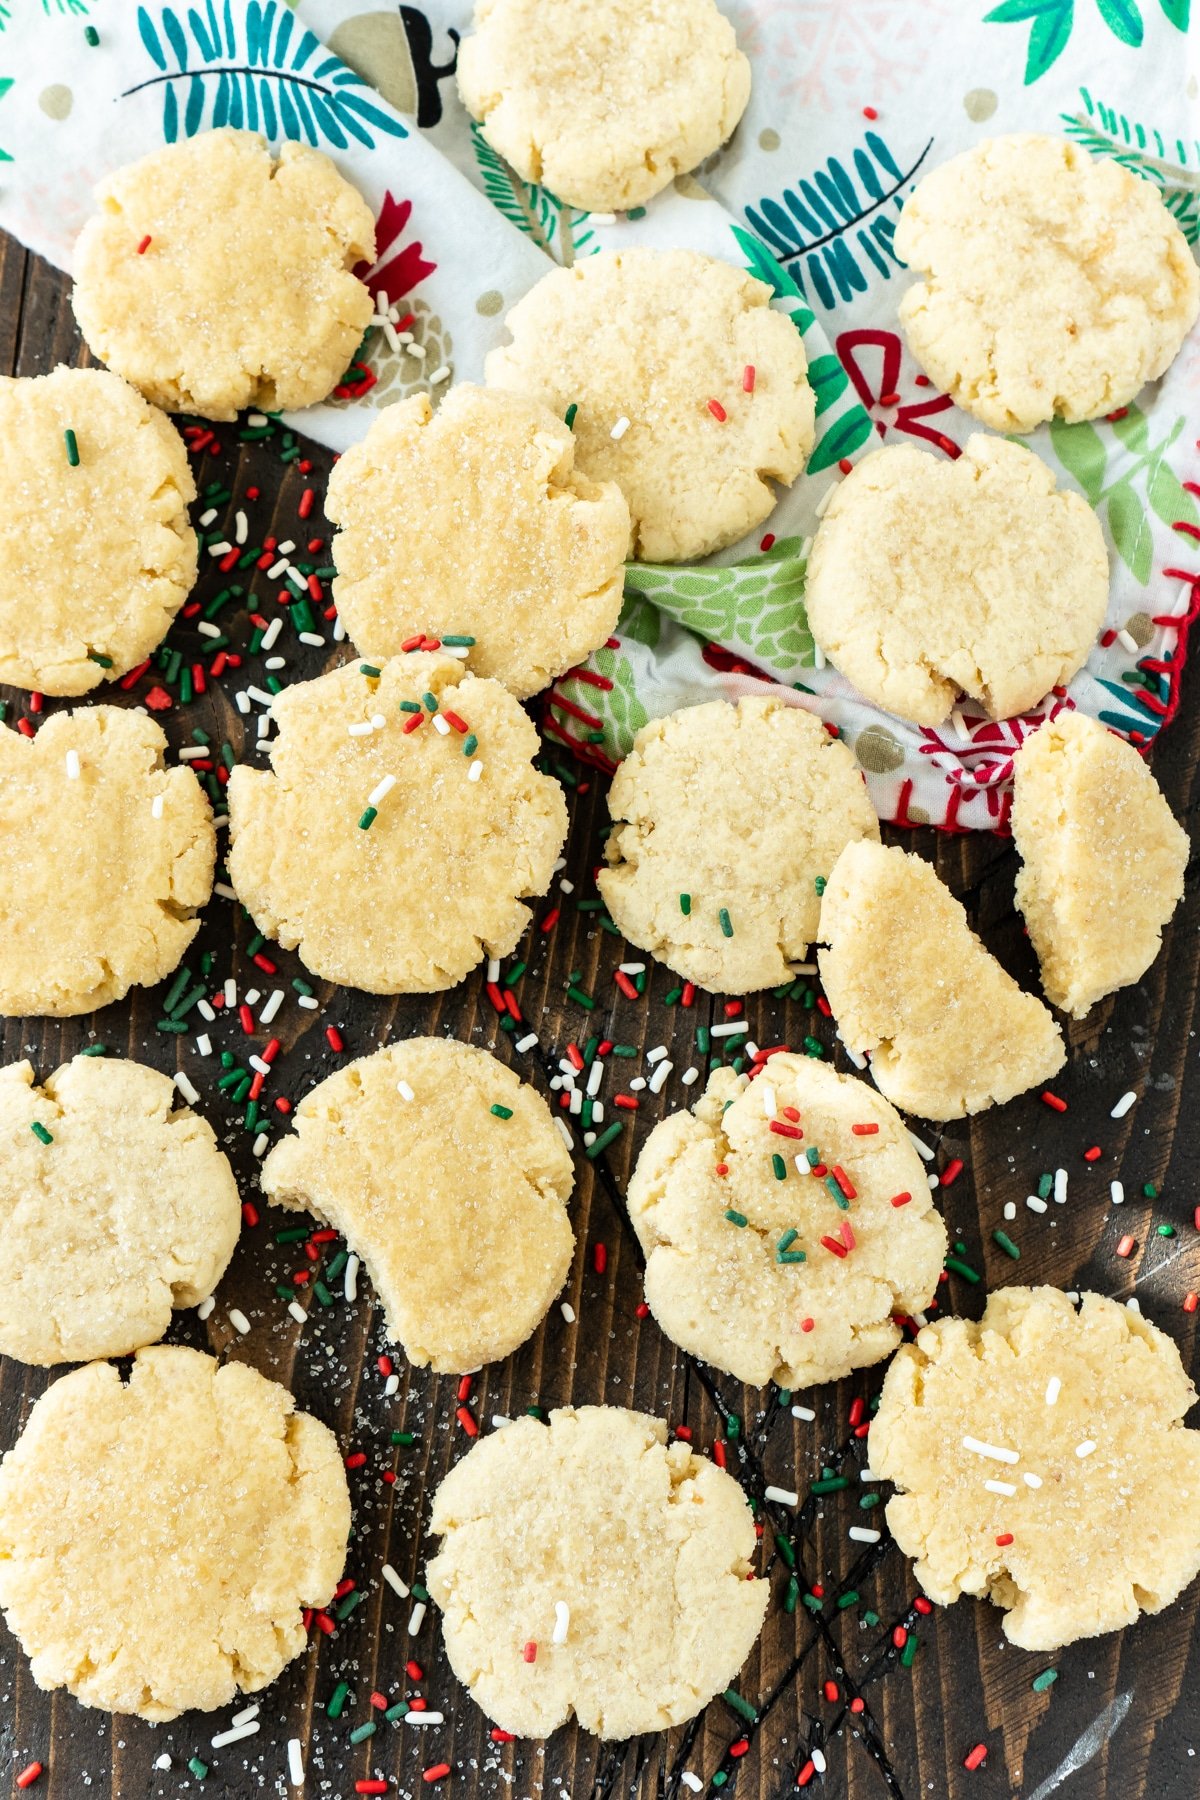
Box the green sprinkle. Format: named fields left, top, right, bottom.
left=399, top=700, right=422, bottom=713
left=723, top=1688, right=758, bottom=1726
left=612, top=1043, right=638, bottom=1058
left=777, top=1229, right=798, bottom=1253
left=441, top=635, right=476, bottom=647
left=806, top=1146, right=821, bottom=1167
left=784, top=1574, right=800, bottom=1614
left=679, top=893, right=691, bottom=916
left=156, top=1020, right=189, bottom=1035
left=777, top=1388, right=792, bottom=1405
left=564, top=402, right=578, bottom=428
left=327, top=1681, right=351, bottom=1719
left=726, top=1414, right=740, bottom=1440
left=992, top=1230, right=1021, bottom=1260
left=422, top=690, right=439, bottom=712
left=945, top=1256, right=981, bottom=1284
left=392, top=1430, right=416, bottom=1446
left=64, top=428, right=79, bottom=466
left=359, top=663, right=382, bottom=679
left=775, top=1534, right=795, bottom=1568
left=292, top=977, right=315, bottom=996
left=583, top=1035, right=600, bottom=1065
left=663, top=984, right=683, bottom=1006
left=276, top=1225, right=309, bottom=1244
left=1157, top=1222, right=1175, bottom=1237
left=81, top=1043, right=107, bottom=1056
left=901, top=1632, right=919, bottom=1668
left=724, top=1209, right=749, bottom=1227
left=803, top=1035, right=825, bottom=1058
left=385, top=1700, right=409, bottom=1722
left=1032, top=1669, right=1058, bottom=1693
left=336, top=1589, right=365, bottom=1622
left=30, top=1122, right=53, bottom=1145
left=1143, top=1181, right=1158, bottom=1199
left=275, top=1283, right=296, bottom=1302
left=802, top=1592, right=824, bottom=1613
left=697, top=1026, right=711, bottom=1054
left=1037, top=1172, right=1053, bottom=1200
left=358, top=806, right=378, bottom=830
left=491, top=1103, right=514, bottom=1120
left=712, top=1774, right=728, bottom=1789
left=810, top=1475, right=850, bottom=1496
left=718, top=906, right=734, bottom=938
left=326, top=1249, right=349, bottom=1283
left=567, top=985, right=596, bottom=1010
left=313, top=1280, right=334, bottom=1308
left=863, top=1610, right=880, bottom=1627
left=348, top=1720, right=376, bottom=1744
left=84, top=23, right=100, bottom=43
left=87, top=650, right=113, bottom=668
left=586, top=1121, right=624, bottom=1160
left=837, top=1590, right=859, bottom=1610
left=771, top=1152, right=788, bottom=1181
left=505, top=961, right=527, bottom=986
left=162, top=965, right=193, bottom=1014
left=859, top=1492, right=880, bottom=1509
left=814, top=875, right=827, bottom=896
left=187, top=1758, right=208, bottom=1781
left=169, top=984, right=208, bottom=1021
left=824, top=1174, right=849, bottom=1208
left=411, top=1583, right=430, bottom=1602
left=463, top=734, right=478, bottom=756
left=778, top=1250, right=807, bottom=1264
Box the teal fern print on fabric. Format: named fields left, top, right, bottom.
left=985, top=0, right=1188, bottom=86
left=1061, top=88, right=1200, bottom=243
left=470, top=125, right=594, bottom=264
left=0, top=79, right=11, bottom=161
left=743, top=132, right=932, bottom=309
left=127, top=2, right=408, bottom=148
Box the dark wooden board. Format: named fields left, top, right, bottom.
left=1, top=230, right=1198, bottom=1800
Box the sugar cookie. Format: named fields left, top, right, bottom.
left=896, top=135, right=1200, bottom=432
left=872, top=1287, right=1200, bottom=1651
left=485, top=249, right=814, bottom=561
left=325, top=385, right=631, bottom=698
left=0, top=367, right=196, bottom=695
left=0, top=1055, right=239, bottom=1364
left=262, top=1039, right=573, bottom=1371
left=427, top=1405, right=766, bottom=1737
left=599, top=697, right=879, bottom=994
left=1011, top=710, right=1187, bottom=1017
left=818, top=840, right=1064, bottom=1118
left=456, top=0, right=751, bottom=214
left=0, top=707, right=215, bottom=1016
left=73, top=129, right=375, bottom=419
left=805, top=436, right=1109, bottom=725
left=0, top=1347, right=350, bottom=1718
left=226, top=654, right=567, bottom=993
left=628, top=1059, right=946, bottom=1387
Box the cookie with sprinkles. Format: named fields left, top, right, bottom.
left=895, top=134, right=1200, bottom=432
left=628, top=1058, right=947, bottom=1387
left=0, top=367, right=197, bottom=695
left=325, top=384, right=631, bottom=699
left=598, top=696, right=879, bottom=994
left=226, top=654, right=567, bottom=992
left=427, top=1405, right=767, bottom=1737
left=0, top=1055, right=239, bottom=1365
left=818, top=840, right=1064, bottom=1119
left=484, top=248, right=815, bottom=561
left=871, top=1287, right=1200, bottom=1651
left=805, top=436, right=1109, bottom=727
left=261, top=1039, right=574, bottom=1371
left=0, top=707, right=215, bottom=1016
left=456, top=0, right=751, bottom=214
left=72, top=129, right=375, bottom=420
left=0, top=1346, right=350, bottom=1718
left=1011, top=710, right=1188, bottom=1018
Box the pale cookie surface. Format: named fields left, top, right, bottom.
left=628, top=1058, right=946, bottom=1387
left=0, top=1056, right=239, bottom=1365
left=485, top=249, right=814, bottom=561
left=896, top=134, right=1200, bottom=431
left=456, top=0, right=751, bottom=214
left=325, top=385, right=630, bottom=698
left=262, top=1039, right=574, bottom=1371
left=0, top=1347, right=350, bottom=1718
left=0, top=368, right=197, bottom=695
left=427, top=1405, right=766, bottom=1737
left=73, top=129, right=375, bottom=419
left=227, top=654, right=567, bottom=992
left=1012, top=710, right=1188, bottom=1017
left=871, top=1287, right=1200, bottom=1651
left=805, top=436, right=1109, bottom=726
left=599, top=697, right=879, bottom=994
left=0, top=707, right=215, bottom=1016
left=818, top=840, right=1064, bottom=1119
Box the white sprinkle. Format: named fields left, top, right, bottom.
left=246, top=685, right=275, bottom=709
left=277, top=543, right=296, bottom=559
left=154, top=1755, right=173, bottom=1771
left=764, top=1484, right=799, bottom=1506
left=174, top=1071, right=200, bottom=1106
left=1054, top=1168, right=1068, bottom=1204
left=397, top=1079, right=416, bottom=1101
left=1110, top=1089, right=1137, bottom=1120
left=298, top=631, right=325, bottom=648
left=927, top=1172, right=939, bottom=1190
left=234, top=509, right=248, bottom=545
left=618, top=961, right=645, bottom=974
left=590, top=211, right=617, bottom=224
left=791, top=1405, right=816, bottom=1421
left=244, top=987, right=260, bottom=1007
left=298, top=994, right=320, bottom=1010
left=287, top=1738, right=305, bottom=1786
left=610, top=415, right=631, bottom=440
left=906, top=1129, right=935, bottom=1162
left=516, top=1033, right=538, bottom=1053
left=552, top=1600, right=571, bottom=1644
left=64, top=748, right=81, bottom=780
left=859, top=1470, right=881, bottom=1483
left=1111, top=1180, right=1125, bottom=1205
left=1023, top=1472, right=1043, bottom=1489
left=199, top=507, right=219, bottom=527
left=382, top=1563, right=409, bottom=1598
left=569, top=1087, right=582, bottom=1115
left=1126, top=1295, right=1141, bottom=1314
left=648, top=1059, right=673, bottom=1094
left=198, top=620, right=222, bottom=639
left=345, top=1253, right=360, bottom=1302
left=681, top=1066, right=700, bottom=1086
left=840, top=1036, right=867, bottom=1069
left=559, top=878, right=575, bottom=894
left=586, top=1060, right=605, bottom=1096
left=468, top=760, right=483, bottom=781
left=405, top=1711, right=446, bottom=1725
left=151, top=794, right=165, bottom=820
left=208, top=540, right=233, bottom=558
left=429, top=363, right=451, bottom=385
left=196, top=1034, right=212, bottom=1056
left=368, top=774, right=397, bottom=807
left=811, top=1749, right=827, bottom=1775
left=253, top=1131, right=269, bottom=1157
left=1027, top=1195, right=1048, bottom=1214
left=261, top=616, right=282, bottom=651
left=260, top=988, right=285, bottom=1026
left=234, top=689, right=251, bottom=715
left=815, top=482, right=837, bottom=518
left=681, top=1776, right=703, bottom=1794
left=743, top=1039, right=759, bottom=1060
left=950, top=708, right=970, bottom=742
left=249, top=1055, right=271, bottom=1076
left=267, top=555, right=289, bottom=579
left=257, top=715, right=271, bottom=741
left=229, top=1308, right=251, bottom=1335
left=984, top=1479, right=1016, bottom=1497
left=214, top=882, right=237, bottom=901
left=1075, top=1439, right=1097, bottom=1458
left=287, top=1301, right=307, bottom=1326
left=211, top=1721, right=260, bottom=1750
left=1003, top=1202, right=1016, bottom=1221
left=197, top=1296, right=216, bottom=1321
left=408, top=1600, right=427, bottom=1636
left=646, top=1045, right=669, bottom=1063
left=247, top=413, right=269, bottom=427
left=406, top=340, right=426, bottom=359
left=761, top=1083, right=777, bottom=1117
left=487, top=957, right=501, bottom=981
left=591, top=1101, right=604, bottom=1123
left=710, top=1021, right=750, bottom=1038
left=347, top=721, right=374, bottom=737
left=561, top=1302, right=576, bottom=1323
left=224, top=978, right=237, bottom=1006
left=492, top=1414, right=512, bottom=1429
left=1116, top=627, right=1140, bottom=654
left=848, top=1526, right=881, bottom=1543
left=555, top=1118, right=574, bottom=1150
left=1045, top=1376, right=1061, bottom=1406
left=962, top=1435, right=1019, bottom=1465
left=178, top=745, right=209, bottom=760
left=431, top=713, right=451, bottom=735
left=385, top=1373, right=400, bottom=1397
left=231, top=1704, right=260, bottom=1728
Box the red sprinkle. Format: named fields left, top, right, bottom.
left=995, top=1532, right=1014, bottom=1547
left=298, top=486, right=315, bottom=520
left=1084, top=1145, right=1103, bottom=1162
left=914, top=1595, right=933, bottom=1615
left=681, top=980, right=696, bottom=1007
left=707, top=398, right=728, bottom=422
left=407, top=1660, right=424, bottom=1681
left=614, top=1093, right=639, bottom=1110
left=730, top=1739, right=750, bottom=1759
left=345, top=1452, right=367, bottom=1470
left=713, top=1439, right=728, bottom=1469
left=614, top=969, right=638, bottom=1000
left=456, top=1374, right=472, bottom=1401
left=238, top=1003, right=254, bottom=1034
left=541, top=907, right=561, bottom=933
left=832, top=1165, right=857, bottom=1200
left=490, top=1729, right=515, bottom=1743
left=760, top=533, right=776, bottom=551
left=403, top=711, right=424, bottom=734
left=820, top=1234, right=848, bottom=1259
left=849, top=1398, right=865, bottom=1428
left=892, top=1625, right=907, bottom=1648
left=456, top=1405, right=479, bottom=1437
left=801, top=1317, right=815, bottom=1333
left=635, top=1301, right=650, bottom=1318
left=242, top=1200, right=259, bottom=1228
left=1116, top=1234, right=1136, bottom=1258
left=797, top=1760, right=815, bottom=1787
left=770, top=1121, right=804, bottom=1140
left=743, top=365, right=756, bottom=393
left=15, top=1767, right=42, bottom=1792
left=851, top=1122, right=879, bottom=1136
left=823, top=1680, right=839, bottom=1704
left=1041, top=1091, right=1068, bottom=1113
left=838, top=457, right=854, bottom=474
left=1185, top=1292, right=1199, bottom=1314
left=370, top=1691, right=389, bottom=1710
left=325, top=1026, right=344, bottom=1053
left=593, top=1243, right=608, bottom=1274
left=891, top=1192, right=913, bottom=1208
left=964, top=1744, right=988, bottom=1772
left=144, top=685, right=173, bottom=712
left=357, top=1782, right=389, bottom=1795
left=863, top=105, right=878, bottom=119
left=941, top=1159, right=964, bottom=1187
left=136, top=234, right=152, bottom=254
left=422, top=1770, right=451, bottom=1788
left=850, top=1697, right=865, bottom=1715
left=522, top=1641, right=537, bottom=1664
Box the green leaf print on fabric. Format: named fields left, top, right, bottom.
left=591, top=645, right=648, bottom=744
left=806, top=353, right=850, bottom=416
left=1060, top=88, right=1200, bottom=243
left=470, top=124, right=594, bottom=264
left=1048, top=417, right=1107, bottom=505
left=986, top=0, right=1182, bottom=82
left=1095, top=0, right=1144, bottom=41
left=1043, top=406, right=1196, bottom=583
left=807, top=405, right=873, bottom=474
left=625, top=540, right=814, bottom=678
left=0, top=77, right=11, bottom=162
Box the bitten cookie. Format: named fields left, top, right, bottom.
left=0, top=1056, right=239, bottom=1365
left=0, top=1347, right=350, bottom=1718
left=262, top=1039, right=574, bottom=1371
left=485, top=249, right=814, bottom=561
left=599, top=697, right=879, bottom=994
left=805, top=436, right=1109, bottom=725
left=1011, top=710, right=1188, bottom=1017
left=871, top=1288, right=1200, bottom=1652
left=896, top=134, right=1200, bottom=431
left=226, top=654, right=567, bottom=992
left=0, top=707, right=215, bottom=1016
left=427, top=1406, right=767, bottom=1737
left=818, top=841, right=1064, bottom=1119
left=325, top=385, right=631, bottom=698
left=73, top=129, right=375, bottom=419
left=628, top=1059, right=946, bottom=1387
left=0, top=368, right=197, bottom=695
left=456, top=0, right=751, bottom=214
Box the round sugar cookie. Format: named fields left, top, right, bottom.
left=805, top=436, right=1109, bottom=726
left=818, top=840, right=1064, bottom=1119
left=0, top=1055, right=239, bottom=1365
left=1012, top=709, right=1188, bottom=1017
left=0, top=707, right=215, bottom=1017
left=427, top=1405, right=767, bottom=1737
left=456, top=0, right=751, bottom=214
left=73, top=129, right=375, bottom=419
left=485, top=248, right=815, bottom=561
left=628, top=1059, right=947, bottom=1387
left=0, top=367, right=197, bottom=695
left=0, top=1347, right=350, bottom=1719
left=895, top=134, right=1200, bottom=431
left=871, top=1287, right=1200, bottom=1651
left=598, top=696, right=879, bottom=994
left=325, top=384, right=631, bottom=698
left=262, top=1039, right=574, bottom=1371
left=226, top=654, right=567, bottom=993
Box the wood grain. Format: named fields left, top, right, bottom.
left=0, top=231, right=1197, bottom=1800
